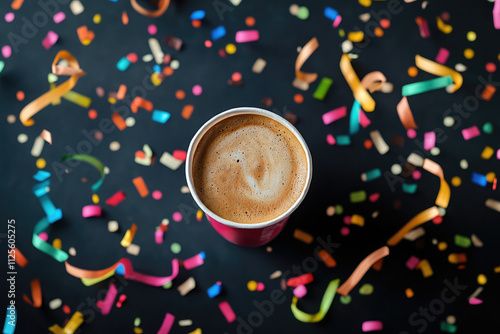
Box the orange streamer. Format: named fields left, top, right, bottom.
left=360, top=71, right=387, bottom=93
left=130, top=0, right=170, bottom=17
left=340, top=54, right=376, bottom=112
left=23, top=278, right=42, bottom=308
left=295, top=37, right=319, bottom=84
left=397, top=96, right=418, bottom=130
left=19, top=50, right=85, bottom=126
left=387, top=207, right=440, bottom=246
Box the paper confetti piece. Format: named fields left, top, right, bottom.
left=82, top=205, right=102, bottom=218
left=481, top=85, right=496, bottom=101
left=494, top=0, right=500, bottom=29
left=62, top=154, right=105, bottom=193
left=207, top=282, right=222, bottom=298
left=76, top=26, right=94, bottom=45
left=448, top=253, right=467, bottom=264
left=112, top=112, right=127, bottom=130
left=435, top=48, right=450, bottom=64
left=293, top=229, right=314, bottom=244
left=417, top=259, right=433, bottom=277
left=252, top=58, right=267, bottom=73
left=402, top=76, right=452, bottom=96
left=12, top=248, right=28, bottom=268
left=219, top=301, right=236, bottom=323
left=62, top=90, right=92, bottom=108
left=340, top=54, right=375, bottom=112
left=313, top=77, right=333, bottom=100
left=121, top=223, right=137, bottom=248
left=69, top=0, right=84, bottom=15
left=101, top=283, right=117, bottom=315
left=369, top=130, right=389, bottom=155
left=53, top=11, right=66, bottom=23
left=423, top=131, right=436, bottom=150
left=318, top=249, right=337, bottom=267
left=287, top=273, right=314, bottom=287
left=42, top=31, right=58, bottom=50
left=436, top=17, right=453, bottom=34
left=181, top=105, right=194, bottom=120
left=322, top=106, right=347, bottom=125
left=132, top=177, right=149, bottom=197
left=23, top=278, right=42, bottom=308
left=183, top=253, right=205, bottom=270
left=387, top=207, right=440, bottom=246
left=349, top=100, right=361, bottom=134
left=105, top=191, right=126, bottom=206
left=295, top=37, right=319, bottom=84
left=40, top=129, right=52, bottom=145
left=131, top=0, right=170, bottom=17
left=361, top=168, right=381, bottom=182
left=211, top=26, right=226, bottom=40
left=406, top=256, right=420, bottom=270
left=3, top=306, right=16, bottom=334
left=152, top=110, right=171, bottom=123
left=131, top=97, right=153, bottom=113
left=362, top=320, right=383, bottom=332
left=415, top=55, right=463, bottom=92
left=415, top=17, right=430, bottom=37
left=31, top=136, right=45, bottom=157
left=160, top=152, right=184, bottom=170
left=49, top=311, right=84, bottom=334
left=293, top=285, right=307, bottom=298
left=178, top=277, right=196, bottom=296
left=360, top=71, right=387, bottom=93
left=291, top=279, right=339, bottom=323
left=235, top=30, right=259, bottom=43
left=485, top=198, right=500, bottom=212
left=11, top=0, right=24, bottom=10
left=337, top=246, right=389, bottom=296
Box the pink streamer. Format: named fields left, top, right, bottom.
left=322, top=106, right=347, bottom=125
left=118, top=258, right=179, bottom=287
left=157, top=313, right=175, bottom=334
left=101, top=283, right=117, bottom=315
left=82, top=205, right=102, bottom=218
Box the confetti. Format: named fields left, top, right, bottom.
left=291, top=279, right=340, bottom=323
left=82, top=205, right=102, bottom=218
left=313, top=77, right=333, bottom=100
left=293, top=229, right=314, bottom=244
left=120, top=223, right=137, bottom=248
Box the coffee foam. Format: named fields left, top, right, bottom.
left=192, top=114, right=308, bottom=224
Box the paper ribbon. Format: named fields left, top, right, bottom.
left=20, top=50, right=85, bottom=126
left=32, top=217, right=69, bottom=262
left=131, top=0, right=170, bottom=17
left=23, top=279, right=42, bottom=308
left=48, top=312, right=84, bottom=334
left=396, top=96, right=418, bottom=130
left=415, top=55, right=463, bottom=92
left=387, top=207, right=440, bottom=246
left=360, top=71, right=387, bottom=93
left=423, top=158, right=450, bottom=209
left=340, top=54, right=376, bottom=112
left=291, top=279, right=340, bottom=323
left=402, top=76, right=452, bottom=96
left=65, top=258, right=179, bottom=287
left=61, top=154, right=105, bottom=193
left=336, top=246, right=389, bottom=296
left=295, top=37, right=319, bottom=83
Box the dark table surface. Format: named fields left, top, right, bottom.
left=1, top=0, right=499, bottom=333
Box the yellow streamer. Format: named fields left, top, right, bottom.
left=415, top=55, right=462, bottom=92
left=387, top=207, right=440, bottom=246
left=20, top=50, right=85, bottom=126
left=340, top=54, right=376, bottom=112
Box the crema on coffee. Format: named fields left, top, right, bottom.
left=192, top=113, right=308, bottom=224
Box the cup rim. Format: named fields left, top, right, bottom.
left=185, top=107, right=313, bottom=229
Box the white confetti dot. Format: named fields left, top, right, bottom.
left=446, top=315, right=456, bottom=324
left=391, top=164, right=402, bottom=175
left=108, top=220, right=119, bottom=232
left=17, top=133, right=28, bottom=143
left=7, top=115, right=16, bottom=123
left=326, top=206, right=335, bottom=216
left=381, top=82, right=394, bottom=93
left=125, top=117, right=136, bottom=127
left=142, top=54, right=153, bottom=62
left=170, top=59, right=180, bottom=70
left=455, top=63, right=467, bottom=72
left=443, top=116, right=455, bottom=127
left=460, top=159, right=468, bottom=169
left=109, top=141, right=120, bottom=151
left=49, top=299, right=62, bottom=310
left=430, top=147, right=440, bottom=156
left=69, top=247, right=76, bottom=256
left=104, top=166, right=110, bottom=174
left=180, top=186, right=190, bottom=193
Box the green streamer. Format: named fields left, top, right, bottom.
left=291, top=279, right=340, bottom=323
left=402, top=76, right=452, bottom=96
left=62, top=154, right=105, bottom=193
left=32, top=217, right=69, bottom=262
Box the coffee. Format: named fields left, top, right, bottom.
left=192, top=113, right=308, bottom=224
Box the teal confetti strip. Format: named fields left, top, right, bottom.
left=3, top=306, right=16, bottom=334
left=362, top=168, right=381, bottom=182
left=402, top=183, right=418, bottom=194
left=454, top=234, right=471, bottom=248
left=402, top=76, right=452, bottom=96
left=291, top=279, right=340, bottom=322
left=349, top=100, right=361, bottom=134
left=336, top=135, right=351, bottom=146
left=32, top=217, right=69, bottom=262
left=350, top=190, right=366, bottom=203
left=62, top=154, right=105, bottom=193
left=313, top=77, right=333, bottom=100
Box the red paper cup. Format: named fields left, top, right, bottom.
left=185, top=107, right=312, bottom=246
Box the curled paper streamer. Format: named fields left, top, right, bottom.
left=402, top=76, right=452, bottom=96
left=23, top=278, right=42, bottom=308
left=291, top=279, right=340, bottom=323
left=100, top=283, right=117, bottom=315
left=65, top=258, right=180, bottom=287
left=423, top=159, right=450, bottom=209
left=33, top=218, right=69, bottom=262
left=48, top=311, right=84, bottom=334
left=340, top=54, right=376, bottom=112
left=20, top=50, right=85, bottom=126
left=396, top=97, right=418, bottom=130
left=337, top=247, right=389, bottom=296
left=130, top=0, right=170, bottom=17
left=415, top=55, right=463, bottom=92
left=360, top=71, right=387, bottom=93
left=387, top=207, right=440, bottom=246
left=295, top=37, right=319, bottom=83
left=61, top=154, right=105, bottom=193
